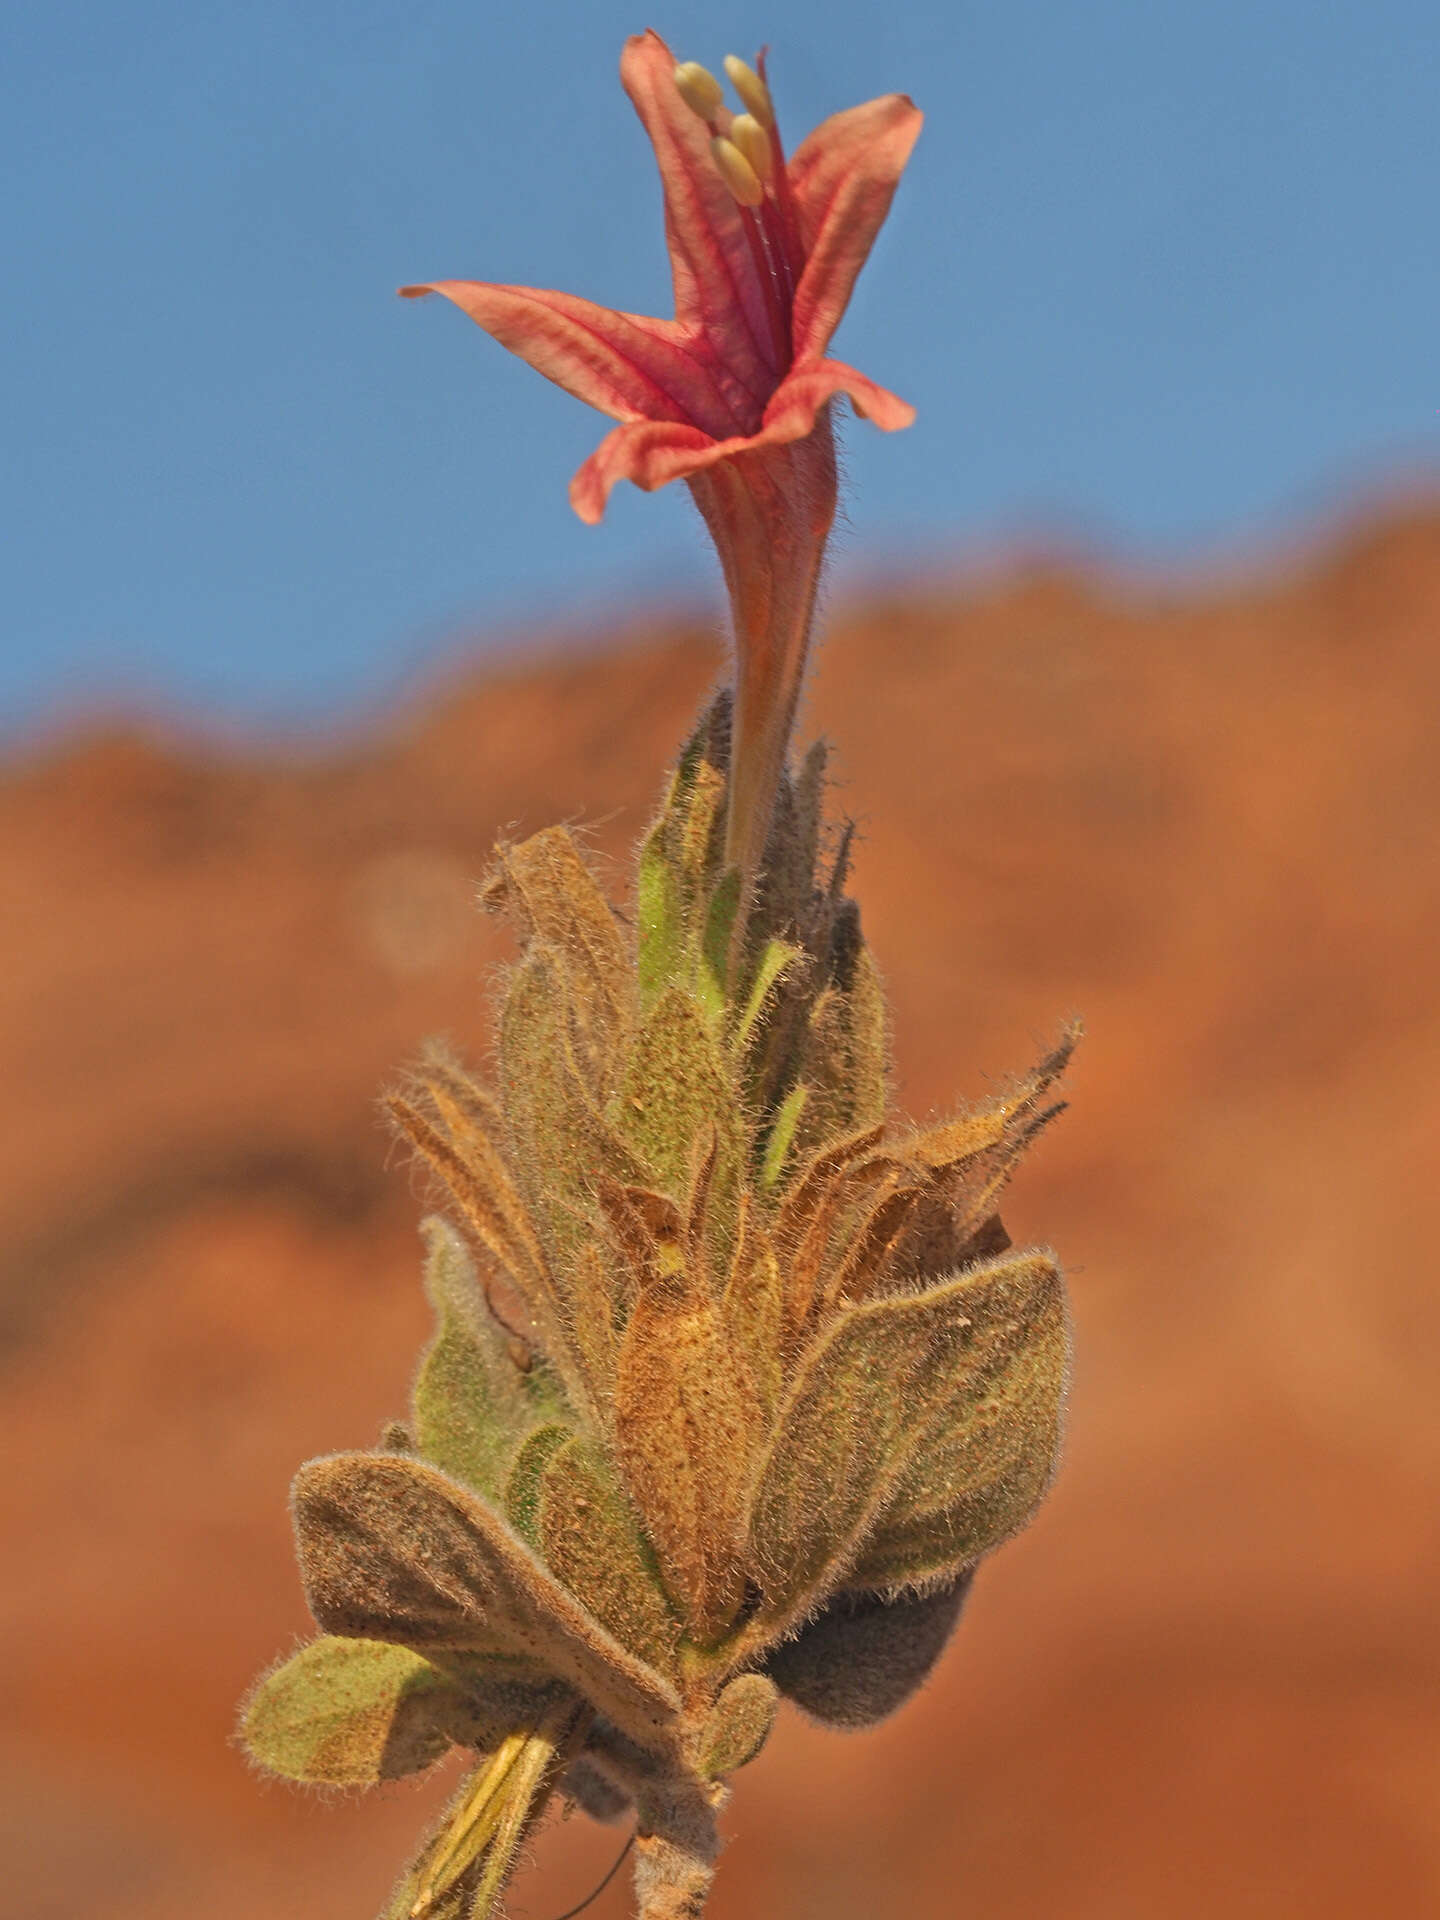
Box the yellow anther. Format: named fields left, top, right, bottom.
left=710, top=134, right=765, bottom=209
left=674, top=60, right=725, bottom=123
left=724, top=54, right=775, bottom=129
left=728, top=112, right=773, bottom=183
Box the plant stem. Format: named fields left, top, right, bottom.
left=632, top=1788, right=721, bottom=1920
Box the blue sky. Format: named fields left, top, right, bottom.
left=4, top=0, right=1437, bottom=735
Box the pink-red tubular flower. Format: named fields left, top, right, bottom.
left=402, top=31, right=922, bottom=887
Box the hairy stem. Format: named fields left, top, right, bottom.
left=632, top=1787, right=721, bottom=1920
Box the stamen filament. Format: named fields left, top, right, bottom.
left=757, top=194, right=797, bottom=311
left=755, top=50, right=808, bottom=288
left=737, top=204, right=792, bottom=372
left=768, top=151, right=806, bottom=286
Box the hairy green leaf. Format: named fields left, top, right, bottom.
left=864, top=1254, right=1064, bottom=1567
left=746, top=1273, right=985, bottom=1620
left=538, top=1437, right=681, bottom=1673
left=844, top=945, right=890, bottom=1129
left=733, top=938, right=802, bottom=1053
left=850, top=1252, right=1067, bottom=1588
left=697, top=866, right=742, bottom=1019
left=636, top=717, right=729, bottom=1010
left=500, top=944, right=623, bottom=1263
left=241, top=1637, right=456, bottom=1785
left=412, top=1220, right=562, bottom=1501
left=760, top=1083, right=808, bottom=1191
left=721, top=1204, right=785, bottom=1418
left=292, top=1453, right=681, bottom=1753
left=636, top=823, right=684, bottom=1011
left=562, top=1756, right=632, bottom=1823
left=503, top=1423, right=574, bottom=1549
left=697, top=1673, right=779, bottom=1778
left=612, top=987, right=735, bottom=1202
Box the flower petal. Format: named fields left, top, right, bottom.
left=568, top=357, right=915, bottom=524
left=569, top=418, right=718, bottom=524
left=619, top=30, right=779, bottom=403
left=762, top=358, right=917, bottom=439
left=786, top=95, right=924, bottom=365
left=400, top=280, right=740, bottom=435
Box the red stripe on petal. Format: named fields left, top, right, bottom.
left=619, top=31, right=780, bottom=406
left=400, top=281, right=739, bottom=435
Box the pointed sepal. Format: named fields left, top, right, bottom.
left=482, top=827, right=632, bottom=1089
left=613, top=1280, right=761, bottom=1644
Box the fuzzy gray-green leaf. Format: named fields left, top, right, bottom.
left=636, top=823, right=685, bottom=1010
left=412, top=1220, right=561, bottom=1501
left=697, top=866, right=742, bottom=1018
left=760, top=1083, right=808, bottom=1191
left=500, top=944, right=618, bottom=1259
left=612, top=986, right=734, bottom=1200
left=746, top=1276, right=981, bottom=1620
left=848, top=1251, right=1067, bottom=1589
left=733, top=938, right=802, bottom=1053
left=844, top=944, right=890, bottom=1128
left=293, top=1452, right=682, bottom=1753
left=503, top=1423, right=574, bottom=1549
left=698, top=1673, right=779, bottom=1778
left=241, top=1637, right=456, bottom=1785
left=762, top=1576, right=972, bottom=1728
left=538, top=1436, right=681, bottom=1673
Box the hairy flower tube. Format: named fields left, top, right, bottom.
left=241, top=34, right=1072, bottom=1920
left=401, top=28, right=921, bottom=889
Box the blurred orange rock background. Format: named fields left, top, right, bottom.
left=2, top=506, right=1437, bottom=1918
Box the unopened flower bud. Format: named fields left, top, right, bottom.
left=710, top=134, right=765, bottom=208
